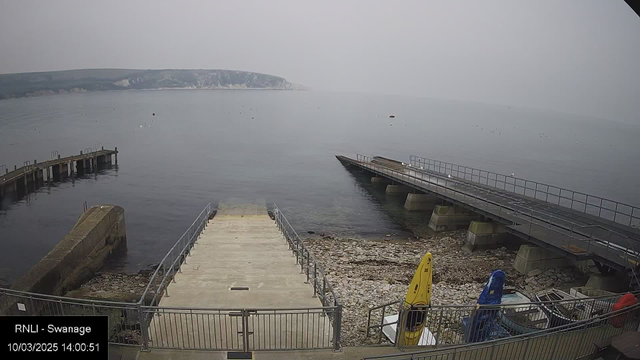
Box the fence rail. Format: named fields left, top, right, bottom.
left=142, top=306, right=339, bottom=351
left=364, top=300, right=640, bottom=360
left=272, top=204, right=342, bottom=350
left=140, top=203, right=213, bottom=307
left=367, top=291, right=636, bottom=349
left=0, top=287, right=142, bottom=346
left=353, top=154, right=640, bottom=271
left=409, top=155, right=640, bottom=229
left=272, top=204, right=341, bottom=309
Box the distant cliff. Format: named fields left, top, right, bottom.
left=0, top=69, right=304, bottom=99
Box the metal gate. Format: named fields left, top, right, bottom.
left=142, top=306, right=341, bottom=351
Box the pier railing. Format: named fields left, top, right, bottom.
left=141, top=305, right=339, bottom=351
left=272, top=204, right=342, bottom=349
left=354, top=154, right=640, bottom=271
left=364, top=300, right=640, bottom=360
left=272, top=204, right=341, bottom=309
left=409, top=155, right=640, bottom=229
left=140, top=203, right=213, bottom=307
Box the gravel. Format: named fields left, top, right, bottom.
left=304, top=230, right=586, bottom=346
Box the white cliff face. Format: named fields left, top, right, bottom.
left=113, top=79, right=131, bottom=87
left=0, top=69, right=301, bottom=99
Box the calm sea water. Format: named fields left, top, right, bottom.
left=1, top=90, right=639, bottom=285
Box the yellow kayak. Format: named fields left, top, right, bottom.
left=400, top=252, right=432, bottom=346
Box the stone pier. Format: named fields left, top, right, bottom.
left=463, top=221, right=511, bottom=252
left=371, top=176, right=391, bottom=185
left=10, top=205, right=127, bottom=296
left=404, top=193, right=438, bottom=211
left=385, top=184, right=411, bottom=194
left=428, top=205, right=482, bottom=231
left=513, top=244, right=573, bottom=275
left=585, top=274, right=628, bottom=293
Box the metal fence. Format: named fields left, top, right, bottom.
left=353, top=154, right=640, bottom=271
left=364, top=300, right=640, bottom=360
left=0, top=287, right=143, bottom=346
left=272, top=204, right=342, bottom=349
left=0, top=287, right=341, bottom=351
left=272, top=204, right=341, bottom=309
left=409, top=155, right=640, bottom=229
left=367, top=291, right=635, bottom=349
left=142, top=306, right=339, bottom=351
left=140, top=203, right=213, bottom=307
left=0, top=202, right=343, bottom=352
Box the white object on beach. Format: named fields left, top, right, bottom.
left=381, top=314, right=436, bottom=346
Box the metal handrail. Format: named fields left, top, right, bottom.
left=364, top=299, right=640, bottom=359
left=366, top=290, right=639, bottom=335
left=272, top=204, right=340, bottom=307
left=355, top=154, right=639, bottom=268
left=404, top=155, right=640, bottom=282
left=409, top=155, right=640, bottom=228
left=141, top=305, right=341, bottom=311
left=140, top=203, right=212, bottom=306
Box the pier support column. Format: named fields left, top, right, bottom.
left=404, top=193, right=438, bottom=211
left=585, top=274, right=628, bottom=293
left=76, top=160, right=85, bottom=175
left=59, top=163, right=69, bottom=180
left=513, top=244, right=572, bottom=275
left=371, top=177, right=391, bottom=186
left=36, top=169, right=44, bottom=187
left=26, top=171, right=35, bottom=190
left=115, top=147, right=118, bottom=165
left=463, top=221, right=512, bottom=252
left=428, top=205, right=482, bottom=231
left=16, top=176, right=26, bottom=197
left=52, top=165, right=61, bottom=182
left=385, top=184, right=411, bottom=194
left=96, top=155, right=106, bottom=169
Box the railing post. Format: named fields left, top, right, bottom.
left=395, top=305, right=407, bottom=350
left=295, top=240, right=299, bottom=265
left=333, top=305, right=342, bottom=351
left=242, top=309, right=250, bottom=352
left=313, top=263, right=317, bottom=297
left=548, top=334, right=559, bottom=360
left=322, top=278, right=327, bottom=307
left=306, top=251, right=310, bottom=282
left=138, top=303, right=149, bottom=350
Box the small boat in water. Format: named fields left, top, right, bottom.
left=535, top=288, right=581, bottom=327
left=498, top=289, right=549, bottom=334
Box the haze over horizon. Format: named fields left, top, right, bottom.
left=1, top=0, right=639, bottom=124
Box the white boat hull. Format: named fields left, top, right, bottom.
left=382, top=314, right=436, bottom=346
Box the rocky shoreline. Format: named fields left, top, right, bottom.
left=65, top=269, right=161, bottom=304
left=303, top=230, right=588, bottom=346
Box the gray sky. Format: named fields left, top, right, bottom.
left=1, top=0, right=639, bottom=123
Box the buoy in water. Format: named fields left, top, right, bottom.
left=152, top=113, right=155, bottom=116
